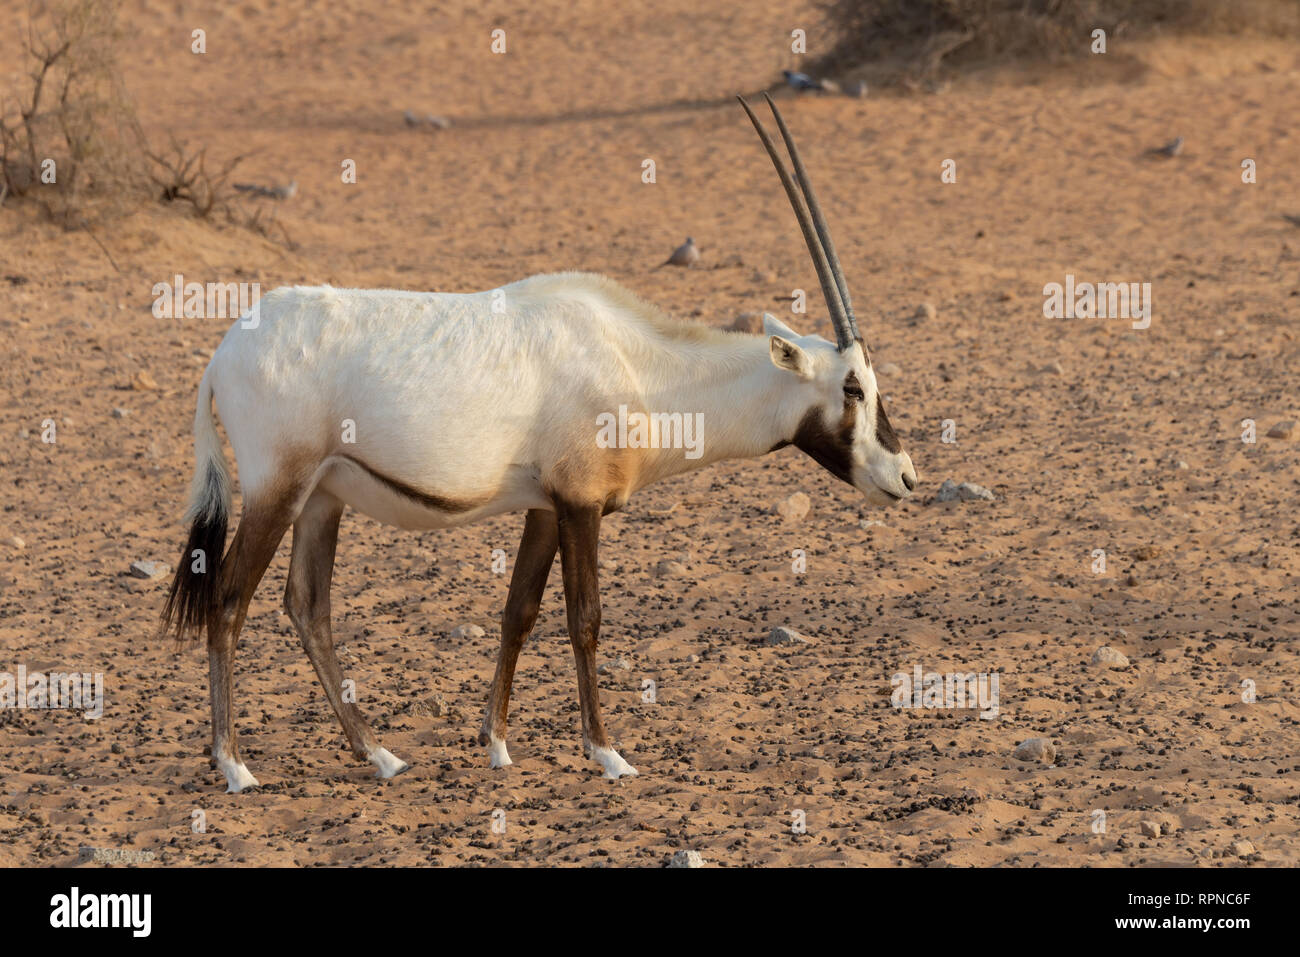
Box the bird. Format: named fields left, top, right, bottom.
left=1146, top=136, right=1184, bottom=158
left=234, top=180, right=297, bottom=200
left=658, top=237, right=699, bottom=268
left=782, top=70, right=825, bottom=92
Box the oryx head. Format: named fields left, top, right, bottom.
left=740, top=93, right=917, bottom=506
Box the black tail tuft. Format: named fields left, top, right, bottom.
left=159, top=483, right=227, bottom=643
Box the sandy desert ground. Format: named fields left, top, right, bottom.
left=1, top=1, right=1298, bottom=866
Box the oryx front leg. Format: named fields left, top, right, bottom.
left=286, top=491, right=408, bottom=780
left=556, top=502, right=637, bottom=780
left=479, top=509, right=558, bottom=769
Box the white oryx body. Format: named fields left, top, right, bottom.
left=206, top=273, right=908, bottom=535
left=162, top=95, right=917, bottom=792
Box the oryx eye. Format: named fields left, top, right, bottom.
left=843, top=381, right=865, bottom=402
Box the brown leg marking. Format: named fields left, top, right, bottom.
left=478, top=509, right=559, bottom=765
left=205, top=495, right=296, bottom=791
left=284, top=491, right=402, bottom=777
left=556, top=500, right=636, bottom=777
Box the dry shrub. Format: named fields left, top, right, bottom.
left=0, top=0, right=146, bottom=224
left=814, top=0, right=1300, bottom=80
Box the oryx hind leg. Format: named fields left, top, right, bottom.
left=285, top=489, right=408, bottom=779
left=207, top=493, right=297, bottom=793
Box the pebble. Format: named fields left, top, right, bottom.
left=668, top=849, right=705, bottom=868
left=654, top=560, right=687, bottom=578
left=1091, top=646, right=1131, bottom=669
left=1232, top=840, right=1256, bottom=857
left=1140, top=820, right=1161, bottom=838
left=598, top=657, right=631, bottom=674
left=876, top=361, right=901, bottom=376
left=128, top=560, right=169, bottom=580
left=112, top=408, right=130, bottom=418
left=912, top=303, right=936, bottom=323
left=935, top=479, right=994, bottom=502
left=5, top=536, right=23, bottom=550
left=1265, top=420, right=1295, bottom=440
left=448, top=624, right=486, bottom=640
left=766, top=625, right=810, bottom=646
left=132, top=371, right=159, bottom=391
left=775, top=491, right=810, bottom=523
left=1013, top=737, right=1056, bottom=764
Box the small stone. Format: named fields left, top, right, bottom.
left=775, top=491, right=811, bottom=523
left=1232, top=840, right=1256, bottom=857
left=1044, top=361, right=1064, bottom=375
left=132, top=371, right=159, bottom=391
left=1265, top=420, right=1295, bottom=440
left=128, top=560, right=169, bottom=580
left=935, top=479, right=961, bottom=502
left=877, top=361, right=901, bottom=376
left=728, top=312, right=764, bottom=333
left=766, top=625, right=810, bottom=646
left=448, top=624, right=486, bottom=640
left=686, top=654, right=700, bottom=663
left=5, top=536, right=23, bottom=550
left=1132, top=544, right=1163, bottom=561
left=913, top=302, right=936, bottom=322
left=654, top=560, right=687, bottom=578
left=668, top=849, right=705, bottom=868
left=1091, top=646, right=1131, bottom=669
left=598, top=657, right=631, bottom=674
left=1140, top=820, right=1161, bottom=838
left=1014, top=737, right=1056, bottom=764
left=112, top=407, right=130, bottom=418
left=1176, top=460, right=1189, bottom=470
left=956, top=482, right=994, bottom=501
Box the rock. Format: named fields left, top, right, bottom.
left=935, top=479, right=961, bottom=502
left=766, top=625, right=810, bottom=646
left=132, top=371, right=159, bottom=391
left=956, top=482, right=994, bottom=501
left=1091, top=646, right=1131, bottom=669
left=128, top=560, right=169, bottom=580
left=112, top=407, right=130, bottom=419
left=912, top=302, right=936, bottom=323
left=1044, top=360, right=1065, bottom=376
left=1176, top=460, right=1189, bottom=470
left=775, top=491, right=811, bottom=523
left=448, top=624, right=486, bottom=640
left=78, top=847, right=156, bottom=865
left=5, top=536, right=23, bottom=550
left=1139, top=820, right=1161, bottom=838
left=598, top=657, right=631, bottom=674
left=1013, top=737, right=1056, bottom=764
left=728, top=312, right=764, bottom=333
left=654, top=560, right=687, bottom=578
left=1232, top=840, right=1256, bottom=857
left=876, top=361, right=901, bottom=376
left=1265, top=420, right=1295, bottom=440
left=1132, top=544, right=1163, bottom=561
left=668, top=849, right=705, bottom=868
left=686, top=654, right=700, bottom=663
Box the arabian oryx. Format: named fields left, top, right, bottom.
left=160, top=94, right=917, bottom=792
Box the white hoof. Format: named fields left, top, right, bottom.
left=487, top=736, right=513, bottom=769
left=369, top=747, right=410, bottom=779
left=591, top=746, right=638, bottom=780
left=220, top=759, right=260, bottom=793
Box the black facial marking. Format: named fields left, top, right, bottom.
left=843, top=371, right=865, bottom=403
left=791, top=403, right=856, bottom=487
left=874, top=394, right=902, bottom=454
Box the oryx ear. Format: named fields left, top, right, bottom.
left=763, top=312, right=802, bottom=339
left=769, top=335, right=812, bottom=378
